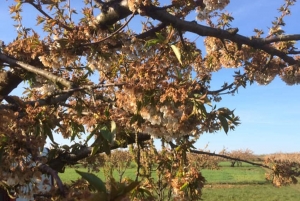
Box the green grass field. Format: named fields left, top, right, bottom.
left=59, top=162, right=300, bottom=201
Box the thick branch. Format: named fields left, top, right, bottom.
left=52, top=82, right=125, bottom=95
left=262, top=34, right=300, bottom=44
left=95, top=0, right=134, bottom=29
left=47, top=133, right=151, bottom=172
left=0, top=69, right=23, bottom=97
left=38, top=164, right=66, bottom=196
left=0, top=53, right=73, bottom=89
left=145, top=7, right=298, bottom=65
left=0, top=93, right=72, bottom=110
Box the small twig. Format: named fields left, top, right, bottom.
left=27, top=2, right=73, bottom=31
left=288, top=50, right=300, bottom=54
left=207, top=83, right=235, bottom=94
left=51, top=82, right=126, bottom=95
left=135, top=23, right=167, bottom=39
left=190, top=149, right=271, bottom=169
left=81, top=12, right=135, bottom=47
left=262, top=34, right=300, bottom=44
left=261, top=55, right=274, bottom=72
left=169, top=141, right=270, bottom=169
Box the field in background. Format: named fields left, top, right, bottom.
left=59, top=161, right=300, bottom=201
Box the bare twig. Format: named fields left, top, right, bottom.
left=27, top=2, right=73, bottom=31
left=168, top=141, right=270, bottom=169
left=190, top=149, right=271, bottom=169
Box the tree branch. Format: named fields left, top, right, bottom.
left=0, top=92, right=72, bottom=110
left=0, top=53, right=73, bottom=89
left=261, top=34, right=300, bottom=44
left=51, top=82, right=125, bottom=95
left=136, top=23, right=167, bottom=39
left=190, top=149, right=271, bottom=169
left=169, top=141, right=270, bottom=169
left=145, top=7, right=298, bottom=65
left=81, top=12, right=135, bottom=46
left=27, top=2, right=73, bottom=32
left=38, top=164, right=66, bottom=196
left=47, top=133, right=151, bottom=172
left=0, top=69, right=23, bottom=97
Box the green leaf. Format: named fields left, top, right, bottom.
left=86, top=124, right=100, bottom=144
left=155, top=32, right=165, bottom=41
left=123, top=181, right=140, bottom=194
left=43, top=122, right=56, bottom=144
left=110, top=121, right=116, bottom=141
left=175, top=67, right=183, bottom=80
left=76, top=170, right=106, bottom=193
left=218, top=114, right=229, bottom=134
left=100, top=126, right=112, bottom=142
left=171, top=44, right=182, bottom=65
left=91, top=134, right=102, bottom=156
left=15, top=2, right=22, bottom=10
left=0, top=147, right=4, bottom=165
left=180, top=182, right=189, bottom=191
left=91, top=144, right=100, bottom=156
left=102, top=140, right=111, bottom=155
left=145, top=39, right=161, bottom=47
left=104, top=107, right=110, bottom=118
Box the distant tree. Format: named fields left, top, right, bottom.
left=226, top=149, right=254, bottom=167
left=0, top=0, right=300, bottom=200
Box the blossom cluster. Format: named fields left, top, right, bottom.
left=116, top=87, right=199, bottom=140
left=196, top=0, right=230, bottom=20
left=280, top=65, right=300, bottom=85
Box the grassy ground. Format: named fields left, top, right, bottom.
left=202, top=184, right=300, bottom=201
left=59, top=162, right=300, bottom=201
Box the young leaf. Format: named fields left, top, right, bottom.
left=171, top=44, right=182, bottom=65
left=218, top=114, right=229, bottom=134
left=110, top=121, right=116, bottom=142
left=75, top=170, right=107, bottom=193
left=100, top=126, right=112, bottom=142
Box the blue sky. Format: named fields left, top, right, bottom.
left=0, top=0, right=299, bottom=154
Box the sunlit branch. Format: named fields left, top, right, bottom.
left=47, top=133, right=151, bottom=172
left=0, top=93, right=72, bottom=110
left=51, top=82, right=126, bottom=95
left=0, top=82, right=123, bottom=109
left=0, top=53, right=73, bottom=89
left=190, top=149, right=271, bottom=169
left=168, top=142, right=270, bottom=169
left=262, top=34, right=300, bottom=44
left=145, top=6, right=298, bottom=65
